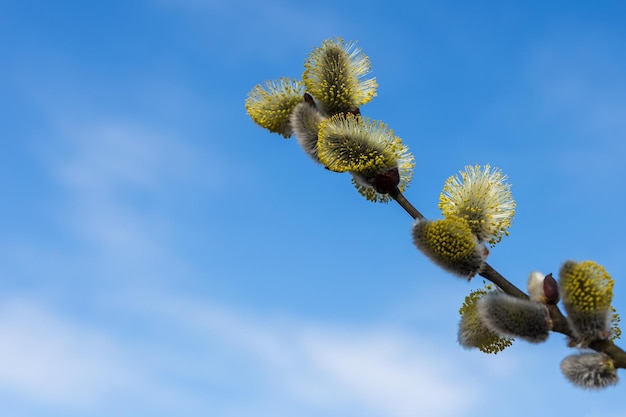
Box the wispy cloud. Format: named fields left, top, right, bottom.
left=51, top=119, right=218, bottom=195
left=0, top=296, right=210, bottom=416
left=127, top=293, right=484, bottom=417
left=0, top=298, right=140, bottom=408
left=0, top=286, right=593, bottom=417
left=297, top=327, right=477, bottom=416
left=35, top=119, right=221, bottom=285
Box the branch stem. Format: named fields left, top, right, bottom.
left=478, top=262, right=528, bottom=299
left=389, top=187, right=425, bottom=220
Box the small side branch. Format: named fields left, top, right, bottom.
left=390, top=187, right=626, bottom=368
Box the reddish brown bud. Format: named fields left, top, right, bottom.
left=543, top=273, right=560, bottom=304
left=303, top=92, right=316, bottom=107
left=372, top=167, right=400, bottom=195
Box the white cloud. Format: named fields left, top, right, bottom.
left=129, top=293, right=483, bottom=417
left=5, top=287, right=617, bottom=417
left=0, top=299, right=138, bottom=408
left=0, top=293, right=484, bottom=416
left=36, top=119, right=220, bottom=281
left=0, top=297, right=210, bottom=417
left=52, top=120, right=216, bottom=195
left=297, top=327, right=477, bottom=417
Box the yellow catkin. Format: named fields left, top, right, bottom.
left=245, top=78, right=305, bottom=137
left=317, top=113, right=414, bottom=203
left=412, top=217, right=486, bottom=278
left=560, top=261, right=613, bottom=313
left=425, top=217, right=476, bottom=261
left=303, top=38, right=377, bottom=114
left=439, top=164, right=515, bottom=246
left=458, top=286, right=514, bottom=354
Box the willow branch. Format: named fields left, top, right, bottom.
left=389, top=187, right=626, bottom=368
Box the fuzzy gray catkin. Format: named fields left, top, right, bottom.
left=560, top=352, right=618, bottom=389
left=476, top=292, right=552, bottom=343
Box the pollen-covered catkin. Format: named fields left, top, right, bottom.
left=317, top=113, right=414, bottom=202
left=412, top=217, right=486, bottom=279
left=439, top=164, right=515, bottom=246
left=245, top=78, right=305, bottom=137
left=458, top=287, right=514, bottom=354
left=559, top=260, right=614, bottom=344
left=303, top=37, right=377, bottom=115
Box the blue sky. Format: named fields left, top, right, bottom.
left=2, top=0, right=626, bottom=416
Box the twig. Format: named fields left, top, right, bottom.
left=389, top=187, right=626, bottom=368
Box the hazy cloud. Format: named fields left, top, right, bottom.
left=0, top=299, right=139, bottom=408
